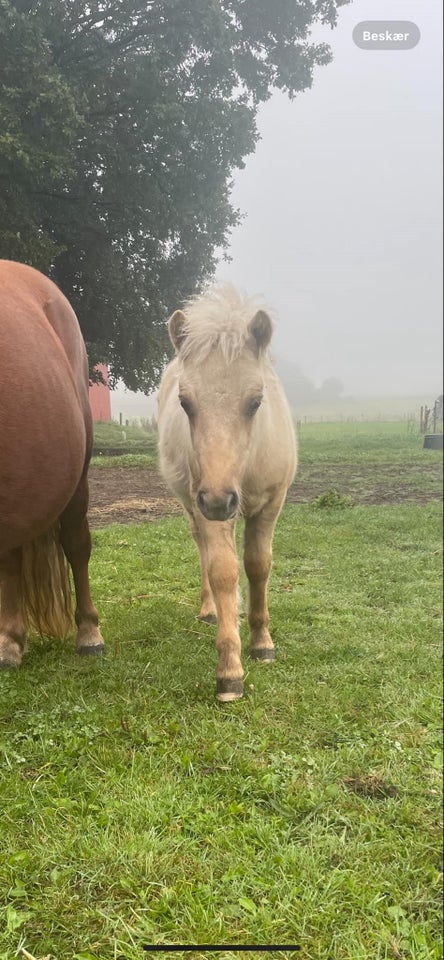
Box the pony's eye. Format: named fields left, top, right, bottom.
left=246, top=397, right=263, bottom=416
left=179, top=396, right=192, bottom=416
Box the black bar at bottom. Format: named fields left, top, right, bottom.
left=143, top=947, right=301, bottom=953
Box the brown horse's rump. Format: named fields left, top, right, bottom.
left=0, top=260, right=104, bottom=665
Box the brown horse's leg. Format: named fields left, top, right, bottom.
left=195, top=515, right=242, bottom=701
left=189, top=513, right=217, bottom=623
left=244, top=505, right=281, bottom=661
left=59, top=475, right=105, bottom=656
left=0, top=550, right=26, bottom=668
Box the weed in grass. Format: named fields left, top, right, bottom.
left=311, top=489, right=354, bottom=510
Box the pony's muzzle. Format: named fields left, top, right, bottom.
left=197, top=488, right=239, bottom=521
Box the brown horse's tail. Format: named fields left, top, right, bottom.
left=21, top=523, right=73, bottom=638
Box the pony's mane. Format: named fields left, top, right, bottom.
left=179, top=285, right=273, bottom=364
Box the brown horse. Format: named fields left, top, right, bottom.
left=0, top=260, right=104, bottom=667
left=158, top=286, right=297, bottom=701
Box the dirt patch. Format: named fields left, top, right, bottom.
left=287, top=461, right=443, bottom=507
left=88, top=468, right=182, bottom=527
left=344, top=775, right=400, bottom=799
left=87, top=461, right=443, bottom=528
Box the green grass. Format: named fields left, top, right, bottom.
left=92, top=421, right=157, bottom=460
left=93, top=421, right=152, bottom=446
left=90, top=453, right=156, bottom=469
left=0, top=502, right=442, bottom=960
left=89, top=421, right=442, bottom=472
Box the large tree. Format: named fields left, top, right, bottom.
left=0, top=0, right=347, bottom=390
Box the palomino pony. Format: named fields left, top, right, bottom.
left=158, top=287, right=296, bottom=701
left=0, top=260, right=104, bottom=667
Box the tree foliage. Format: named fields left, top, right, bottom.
left=0, top=0, right=347, bottom=390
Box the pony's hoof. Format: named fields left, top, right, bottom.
left=198, top=613, right=217, bottom=625
left=250, top=647, right=276, bottom=661
left=216, top=677, right=244, bottom=702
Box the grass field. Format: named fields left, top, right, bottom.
left=92, top=422, right=157, bottom=463
left=293, top=423, right=443, bottom=505
left=91, top=420, right=442, bottom=467
left=292, top=397, right=438, bottom=423
left=0, top=425, right=442, bottom=960
left=296, top=422, right=441, bottom=464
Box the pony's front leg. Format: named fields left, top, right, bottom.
left=196, top=516, right=243, bottom=701
left=188, top=513, right=217, bottom=623
left=244, top=507, right=281, bottom=661
left=0, top=550, right=26, bottom=668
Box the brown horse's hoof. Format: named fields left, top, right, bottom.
left=0, top=637, right=24, bottom=669
left=250, top=647, right=276, bottom=661
left=0, top=657, right=20, bottom=669
left=198, top=613, right=217, bottom=625
left=76, top=624, right=105, bottom=657
left=216, top=677, right=244, bottom=702
left=77, top=642, right=105, bottom=657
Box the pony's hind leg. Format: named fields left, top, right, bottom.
left=60, top=475, right=105, bottom=656
left=189, top=513, right=217, bottom=623
left=0, top=550, right=26, bottom=668
left=244, top=506, right=281, bottom=661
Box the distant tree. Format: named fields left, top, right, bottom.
left=276, top=359, right=317, bottom=406
left=277, top=363, right=346, bottom=409
left=0, top=0, right=348, bottom=390
left=318, top=376, right=344, bottom=401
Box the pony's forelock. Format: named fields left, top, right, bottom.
left=178, top=285, right=274, bottom=364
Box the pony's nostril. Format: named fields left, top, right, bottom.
left=197, top=489, right=207, bottom=510
left=226, top=491, right=239, bottom=513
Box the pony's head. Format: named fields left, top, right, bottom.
left=169, top=287, right=273, bottom=521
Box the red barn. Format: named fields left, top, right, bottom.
left=89, top=363, right=111, bottom=422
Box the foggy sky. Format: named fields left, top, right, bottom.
left=112, top=0, right=442, bottom=418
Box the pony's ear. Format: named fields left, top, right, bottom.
left=248, top=309, right=273, bottom=354
left=168, top=310, right=187, bottom=352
